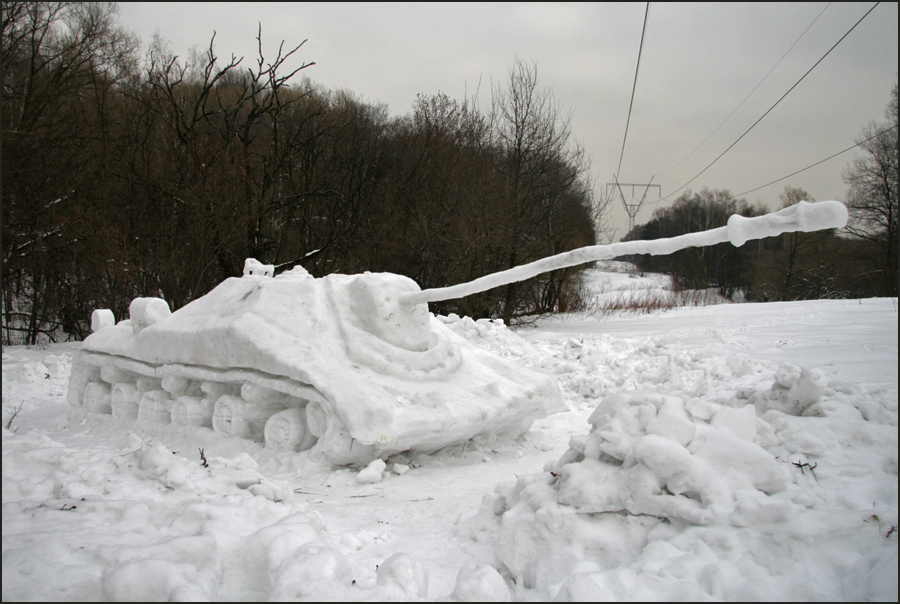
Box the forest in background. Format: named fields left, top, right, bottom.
left=624, top=180, right=896, bottom=303
left=3, top=3, right=896, bottom=346
left=3, top=3, right=600, bottom=344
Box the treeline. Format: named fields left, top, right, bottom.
left=2, top=3, right=599, bottom=344
left=625, top=185, right=896, bottom=302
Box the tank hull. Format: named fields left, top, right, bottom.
left=68, top=270, right=563, bottom=465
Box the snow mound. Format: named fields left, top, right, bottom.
left=465, top=365, right=897, bottom=600
left=530, top=390, right=789, bottom=528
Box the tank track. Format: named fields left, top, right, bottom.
left=68, top=350, right=374, bottom=465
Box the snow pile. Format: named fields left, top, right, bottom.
left=0, top=425, right=436, bottom=601
left=438, top=314, right=536, bottom=361
left=465, top=351, right=898, bottom=600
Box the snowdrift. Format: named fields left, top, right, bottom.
left=464, top=309, right=898, bottom=601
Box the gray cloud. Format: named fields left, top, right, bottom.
left=118, top=2, right=898, bottom=238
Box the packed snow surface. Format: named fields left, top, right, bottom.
left=2, top=267, right=897, bottom=601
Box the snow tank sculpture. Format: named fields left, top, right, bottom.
left=67, top=200, right=848, bottom=466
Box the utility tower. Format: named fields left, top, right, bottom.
left=606, top=179, right=661, bottom=235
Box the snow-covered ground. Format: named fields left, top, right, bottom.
left=2, top=266, right=897, bottom=601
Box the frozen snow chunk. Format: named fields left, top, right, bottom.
left=269, top=543, right=352, bottom=600
left=377, top=552, right=429, bottom=598
left=129, top=297, right=171, bottom=334
left=91, top=308, right=115, bottom=332
left=731, top=489, right=797, bottom=526
left=242, top=257, right=274, bottom=278
left=844, top=546, right=899, bottom=601
left=685, top=397, right=717, bottom=420
left=230, top=451, right=259, bottom=471
left=256, top=522, right=321, bottom=582
left=646, top=397, right=696, bottom=446
left=41, top=354, right=61, bottom=377
left=452, top=562, right=510, bottom=601
left=754, top=366, right=824, bottom=416
left=136, top=443, right=196, bottom=489
left=710, top=405, right=757, bottom=443
left=357, top=458, right=387, bottom=483
left=773, top=363, right=801, bottom=388
left=785, top=367, right=825, bottom=408
left=557, top=459, right=635, bottom=511
left=587, top=393, right=656, bottom=460
left=633, top=434, right=693, bottom=478
left=689, top=430, right=787, bottom=494
left=725, top=354, right=753, bottom=377
left=592, top=415, right=641, bottom=461
left=101, top=558, right=202, bottom=602
left=123, top=432, right=144, bottom=453
left=247, top=479, right=293, bottom=502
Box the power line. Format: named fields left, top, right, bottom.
left=660, top=2, right=832, bottom=177
left=732, top=124, right=897, bottom=199
left=659, top=2, right=881, bottom=204
left=614, top=2, right=651, bottom=181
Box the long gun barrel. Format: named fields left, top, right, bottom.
left=401, top=200, right=848, bottom=305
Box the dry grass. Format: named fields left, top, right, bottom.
left=585, top=288, right=727, bottom=318
left=580, top=263, right=729, bottom=318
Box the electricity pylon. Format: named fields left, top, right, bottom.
left=606, top=178, right=661, bottom=234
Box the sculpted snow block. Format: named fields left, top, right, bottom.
left=67, top=201, right=848, bottom=466
left=68, top=264, right=562, bottom=465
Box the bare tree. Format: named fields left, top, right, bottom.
left=750, top=187, right=848, bottom=301
left=489, top=58, right=595, bottom=322
left=2, top=2, right=138, bottom=343
left=125, top=28, right=315, bottom=305
left=842, top=81, right=898, bottom=296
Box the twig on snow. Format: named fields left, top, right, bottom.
left=4, top=402, right=25, bottom=431
left=792, top=460, right=818, bottom=481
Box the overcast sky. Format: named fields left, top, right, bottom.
left=117, top=2, right=898, bottom=240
